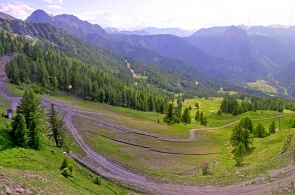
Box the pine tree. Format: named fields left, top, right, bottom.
left=195, top=102, right=199, bottom=109
left=254, top=123, right=266, bottom=138
left=174, top=98, right=182, bottom=123
left=239, top=117, right=254, bottom=134
left=234, top=142, right=246, bottom=166
left=16, top=88, right=45, bottom=149
left=269, top=120, right=276, bottom=134
left=253, top=101, right=259, bottom=112
left=163, top=103, right=174, bottom=124
left=231, top=118, right=253, bottom=150
left=47, top=104, right=64, bottom=148
left=181, top=108, right=191, bottom=124
left=60, top=158, right=69, bottom=170
left=60, top=158, right=73, bottom=178
left=148, top=95, right=154, bottom=112
left=195, top=110, right=200, bottom=121
left=202, top=116, right=208, bottom=126
left=200, top=111, right=204, bottom=125
left=11, top=113, right=29, bottom=147
left=232, top=105, right=240, bottom=116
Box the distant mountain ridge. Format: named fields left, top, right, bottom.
left=25, top=10, right=238, bottom=81
left=26, top=9, right=106, bottom=37
left=106, top=27, right=193, bottom=37
left=191, top=25, right=295, bottom=38
left=22, top=9, right=295, bottom=98
left=0, top=12, right=17, bottom=21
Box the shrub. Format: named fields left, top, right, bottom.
left=60, top=158, right=73, bottom=177
left=202, top=164, right=210, bottom=176
left=61, top=168, right=71, bottom=178
left=68, top=165, right=73, bottom=174
left=94, top=176, right=101, bottom=185
left=60, top=158, right=69, bottom=170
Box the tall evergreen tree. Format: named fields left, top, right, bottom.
left=233, top=142, right=246, bottom=166
left=254, top=123, right=266, bottom=138
left=148, top=95, right=154, bottom=112
left=16, top=88, right=45, bottom=149
left=181, top=108, right=191, bottom=124
left=163, top=103, right=174, bottom=124
left=202, top=116, right=208, bottom=126
left=239, top=117, right=254, bottom=134
left=195, top=110, right=200, bottom=121
left=47, top=104, right=64, bottom=148
left=200, top=111, right=204, bottom=125
left=253, top=101, right=259, bottom=112
left=195, top=102, right=199, bottom=109
left=11, top=113, right=29, bottom=147
left=269, top=120, right=276, bottom=134
left=231, top=117, right=253, bottom=151
left=174, top=97, right=182, bottom=123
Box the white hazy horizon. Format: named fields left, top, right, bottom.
left=0, top=0, right=295, bottom=31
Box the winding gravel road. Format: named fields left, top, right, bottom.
left=1, top=54, right=295, bottom=194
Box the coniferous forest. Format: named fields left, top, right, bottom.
left=0, top=29, right=170, bottom=113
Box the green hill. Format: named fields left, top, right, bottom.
left=0, top=97, right=128, bottom=194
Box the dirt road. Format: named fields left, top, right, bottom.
left=0, top=53, right=21, bottom=110
left=1, top=54, right=295, bottom=194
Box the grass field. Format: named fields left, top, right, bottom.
left=246, top=79, right=278, bottom=94
left=72, top=115, right=220, bottom=184
left=4, top=83, right=295, bottom=186
left=59, top=95, right=294, bottom=185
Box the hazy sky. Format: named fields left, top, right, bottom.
left=0, top=0, right=295, bottom=30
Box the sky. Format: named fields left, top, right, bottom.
left=0, top=0, right=295, bottom=31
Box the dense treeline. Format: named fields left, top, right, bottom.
left=0, top=28, right=24, bottom=54
left=220, top=94, right=295, bottom=116
left=1, top=30, right=170, bottom=113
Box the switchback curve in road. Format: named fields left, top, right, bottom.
left=1, top=54, right=295, bottom=194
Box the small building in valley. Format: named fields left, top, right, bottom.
left=7, top=108, right=12, bottom=119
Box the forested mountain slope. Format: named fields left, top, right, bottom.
left=0, top=10, right=266, bottom=99
left=24, top=9, right=295, bottom=99
left=25, top=10, right=235, bottom=81
left=0, top=16, right=220, bottom=98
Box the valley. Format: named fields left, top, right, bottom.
left=25, top=10, right=295, bottom=98
left=1, top=5, right=295, bottom=195
left=1, top=54, right=295, bottom=194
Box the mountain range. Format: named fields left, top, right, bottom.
left=2, top=9, right=295, bottom=98
left=105, top=27, right=194, bottom=37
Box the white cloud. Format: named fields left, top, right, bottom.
left=75, top=10, right=112, bottom=24
left=43, top=0, right=63, bottom=5
left=0, top=1, right=34, bottom=20
left=32, top=0, right=295, bottom=30
left=48, top=5, right=63, bottom=10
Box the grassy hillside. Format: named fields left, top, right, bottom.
left=246, top=79, right=278, bottom=94
left=0, top=95, right=129, bottom=194
left=4, top=82, right=295, bottom=188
